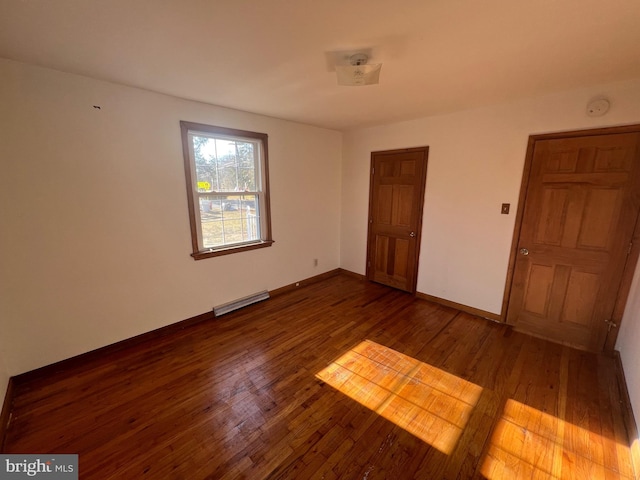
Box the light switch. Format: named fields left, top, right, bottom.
left=501, top=203, right=510, bottom=215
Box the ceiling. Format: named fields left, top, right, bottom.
left=1, top=0, right=639, bottom=131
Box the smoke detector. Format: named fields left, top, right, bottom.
left=586, top=98, right=610, bottom=117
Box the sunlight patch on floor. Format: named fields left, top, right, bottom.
left=631, top=437, right=640, bottom=478
left=481, top=399, right=635, bottom=479
left=315, top=339, right=482, bottom=454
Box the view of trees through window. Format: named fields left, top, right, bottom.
left=193, top=136, right=257, bottom=192
left=191, top=135, right=260, bottom=248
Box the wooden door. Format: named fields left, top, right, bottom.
left=507, top=131, right=640, bottom=351
left=366, top=147, right=429, bottom=293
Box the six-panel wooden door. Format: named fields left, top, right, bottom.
left=507, top=132, right=640, bottom=350
left=366, top=147, right=429, bottom=293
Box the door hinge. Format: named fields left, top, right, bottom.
left=604, top=319, right=617, bottom=332
left=372, top=167, right=375, bottom=175
left=628, top=241, right=633, bottom=255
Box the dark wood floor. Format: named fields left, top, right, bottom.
left=2, top=273, right=635, bottom=479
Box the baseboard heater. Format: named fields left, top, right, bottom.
left=213, top=290, right=270, bottom=317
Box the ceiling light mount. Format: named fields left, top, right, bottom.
left=349, top=53, right=369, bottom=66
left=335, top=53, right=382, bottom=86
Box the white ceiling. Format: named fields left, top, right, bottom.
left=1, top=0, right=639, bottom=131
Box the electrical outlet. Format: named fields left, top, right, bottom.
left=501, top=203, right=510, bottom=215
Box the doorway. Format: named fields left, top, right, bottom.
left=366, top=147, right=429, bottom=293
left=504, top=125, right=640, bottom=351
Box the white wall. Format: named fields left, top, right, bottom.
left=618, top=257, right=640, bottom=439
left=0, top=59, right=342, bottom=376
left=341, top=78, right=640, bottom=314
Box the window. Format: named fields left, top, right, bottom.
left=180, top=121, right=273, bottom=259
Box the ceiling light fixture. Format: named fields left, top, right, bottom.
left=336, top=54, right=382, bottom=86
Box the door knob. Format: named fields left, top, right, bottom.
left=409, top=232, right=416, bottom=237
left=519, top=248, right=529, bottom=255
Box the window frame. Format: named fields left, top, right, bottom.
left=180, top=121, right=274, bottom=260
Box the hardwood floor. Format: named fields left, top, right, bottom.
left=2, top=273, right=636, bottom=479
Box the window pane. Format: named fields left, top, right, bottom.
left=237, top=142, right=256, bottom=191
left=211, top=139, right=256, bottom=192
left=191, top=135, right=257, bottom=192
left=216, top=138, right=236, bottom=191
left=192, top=136, right=217, bottom=192
left=199, top=194, right=260, bottom=248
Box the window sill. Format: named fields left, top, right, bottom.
left=191, top=240, right=274, bottom=260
